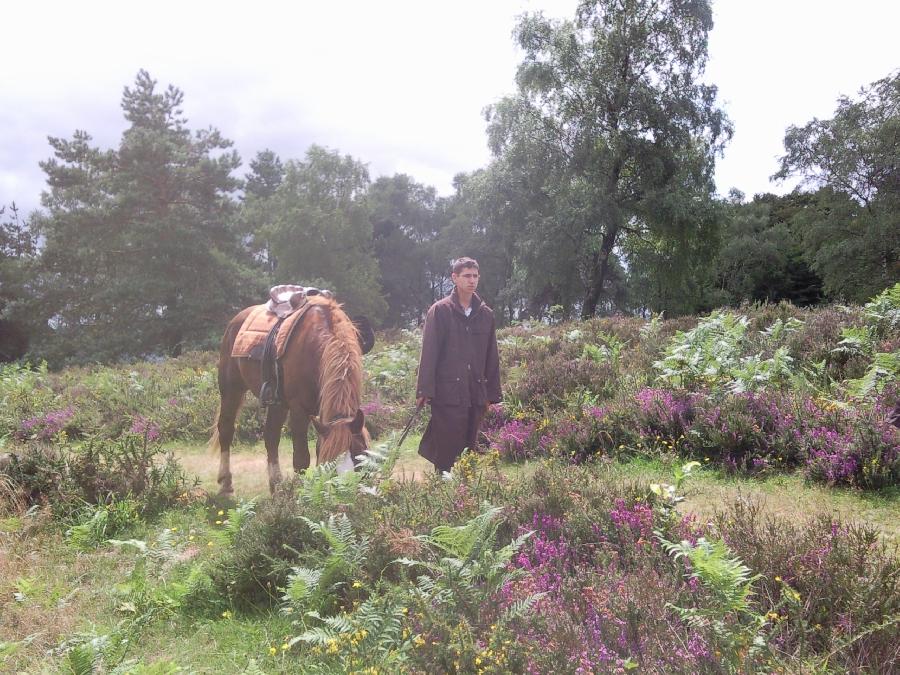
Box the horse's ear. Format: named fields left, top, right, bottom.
left=310, top=415, right=330, bottom=437
left=349, top=409, right=365, bottom=434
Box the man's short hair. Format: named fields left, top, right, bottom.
left=451, top=257, right=479, bottom=275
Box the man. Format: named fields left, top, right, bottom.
left=416, top=257, right=502, bottom=473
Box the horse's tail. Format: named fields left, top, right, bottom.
left=207, top=403, right=221, bottom=455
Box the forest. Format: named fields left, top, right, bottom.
left=0, top=0, right=896, bottom=368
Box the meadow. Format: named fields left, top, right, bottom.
left=1, top=285, right=898, bottom=673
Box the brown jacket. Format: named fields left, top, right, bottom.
left=416, top=288, right=502, bottom=407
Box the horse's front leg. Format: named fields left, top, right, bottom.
left=263, top=404, right=288, bottom=494
left=289, top=410, right=311, bottom=474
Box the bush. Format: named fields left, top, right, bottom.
left=715, top=500, right=900, bottom=670
left=2, top=432, right=192, bottom=520
left=198, top=487, right=318, bottom=611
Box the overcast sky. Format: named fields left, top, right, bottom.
left=2, top=0, right=898, bottom=217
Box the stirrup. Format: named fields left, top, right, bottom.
left=260, top=381, right=277, bottom=407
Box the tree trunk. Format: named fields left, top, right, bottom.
left=581, top=227, right=618, bottom=318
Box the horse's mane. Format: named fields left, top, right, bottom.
left=308, top=295, right=364, bottom=463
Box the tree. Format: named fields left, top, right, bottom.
left=31, top=70, right=256, bottom=364
left=245, top=149, right=285, bottom=200
left=239, top=149, right=287, bottom=276
left=439, top=167, right=550, bottom=322
left=0, top=203, right=36, bottom=361
left=774, top=71, right=899, bottom=301
left=486, top=0, right=730, bottom=317
left=368, top=174, right=441, bottom=325
left=775, top=72, right=899, bottom=207
left=250, top=145, right=387, bottom=322
left=787, top=187, right=897, bottom=302
left=623, top=201, right=722, bottom=316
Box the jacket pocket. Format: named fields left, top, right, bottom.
left=434, top=377, right=462, bottom=405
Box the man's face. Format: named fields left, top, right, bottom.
left=451, top=267, right=480, bottom=294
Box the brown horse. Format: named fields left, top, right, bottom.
left=209, top=295, right=370, bottom=494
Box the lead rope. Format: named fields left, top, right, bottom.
left=389, top=399, right=425, bottom=455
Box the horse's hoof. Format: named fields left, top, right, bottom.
left=218, top=487, right=234, bottom=497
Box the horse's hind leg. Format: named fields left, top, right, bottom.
left=215, top=385, right=245, bottom=496
left=264, top=404, right=288, bottom=493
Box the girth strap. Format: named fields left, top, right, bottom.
left=259, top=316, right=287, bottom=407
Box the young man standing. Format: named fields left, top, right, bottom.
left=415, top=257, right=502, bottom=474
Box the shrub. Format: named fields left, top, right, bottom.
left=198, top=486, right=315, bottom=611
left=2, top=432, right=192, bottom=520
left=715, top=501, right=900, bottom=670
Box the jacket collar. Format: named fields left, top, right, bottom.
left=449, top=287, right=482, bottom=317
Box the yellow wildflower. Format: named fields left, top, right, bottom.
left=268, top=646, right=277, bottom=656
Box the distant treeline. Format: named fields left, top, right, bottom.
left=1, top=1, right=897, bottom=366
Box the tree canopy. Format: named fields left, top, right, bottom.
left=775, top=72, right=899, bottom=302
left=29, top=70, right=255, bottom=363
left=2, top=29, right=897, bottom=366
left=486, top=0, right=731, bottom=317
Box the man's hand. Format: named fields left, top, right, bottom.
left=416, top=396, right=430, bottom=408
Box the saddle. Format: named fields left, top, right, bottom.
left=232, top=286, right=331, bottom=406
left=231, top=285, right=377, bottom=407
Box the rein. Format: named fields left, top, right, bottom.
left=389, top=400, right=424, bottom=455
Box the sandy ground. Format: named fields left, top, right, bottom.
left=175, top=434, right=432, bottom=497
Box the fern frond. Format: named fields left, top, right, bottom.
left=296, top=626, right=339, bottom=645
left=61, top=643, right=98, bottom=675
left=501, top=591, right=547, bottom=622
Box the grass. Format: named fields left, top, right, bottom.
left=170, top=429, right=435, bottom=496
left=597, top=455, right=900, bottom=547
left=133, top=613, right=298, bottom=673
left=2, top=438, right=897, bottom=671
left=173, top=435, right=900, bottom=546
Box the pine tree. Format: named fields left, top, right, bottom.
left=32, top=70, right=258, bottom=364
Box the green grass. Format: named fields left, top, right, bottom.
left=132, top=613, right=299, bottom=673
left=173, top=434, right=900, bottom=547
left=3, top=441, right=897, bottom=671
left=593, top=455, right=900, bottom=547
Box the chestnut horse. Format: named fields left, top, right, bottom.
left=209, top=295, right=370, bottom=494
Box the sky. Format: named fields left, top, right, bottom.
left=2, top=0, right=898, bottom=218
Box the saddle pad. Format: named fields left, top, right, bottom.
left=231, top=300, right=311, bottom=359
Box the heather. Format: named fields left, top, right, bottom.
left=5, top=450, right=897, bottom=672
left=1, top=289, right=899, bottom=672
left=5, top=290, right=898, bottom=492
left=483, top=285, right=900, bottom=489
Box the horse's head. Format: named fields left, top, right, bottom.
left=311, top=409, right=370, bottom=470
